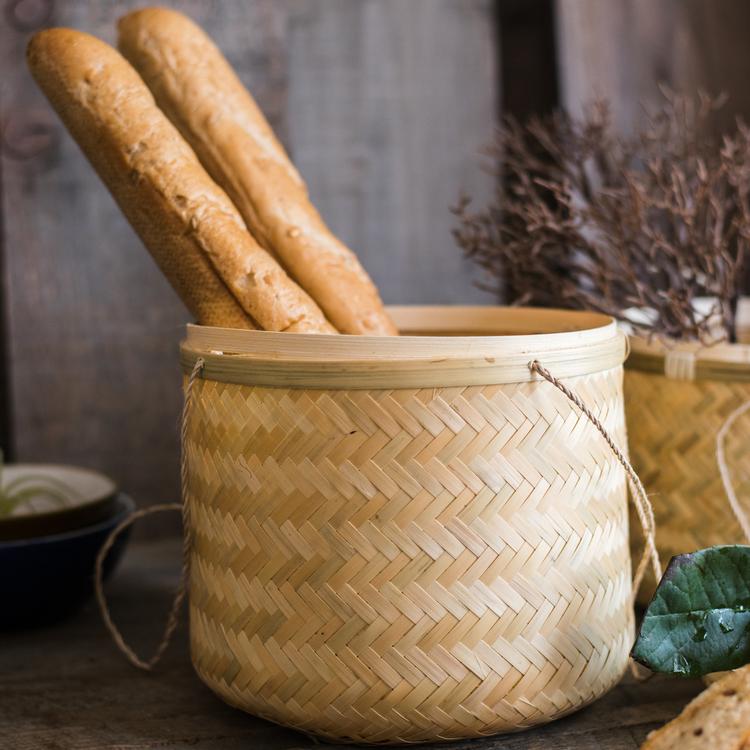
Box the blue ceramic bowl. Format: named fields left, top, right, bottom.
left=0, top=494, right=134, bottom=629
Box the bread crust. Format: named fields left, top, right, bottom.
left=641, top=665, right=750, bottom=749
left=118, top=7, right=398, bottom=336
left=27, top=28, right=335, bottom=334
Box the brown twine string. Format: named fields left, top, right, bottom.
left=716, top=399, right=750, bottom=543
left=529, top=361, right=663, bottom=596
left=529, top=360, right=662, bottom=683
left=94, top=356, right=205, bottom=671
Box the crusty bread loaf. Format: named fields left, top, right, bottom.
left=641, top=665, right=750, bottom=749
left=27, top=28, right=335, bottom=334
left=118, top=7, right=398, bottom=336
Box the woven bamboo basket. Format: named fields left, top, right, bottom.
left=179, top=306, right=634, bottom=744
left=625, top=307, right=750, bottom=604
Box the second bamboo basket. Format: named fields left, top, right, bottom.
left=625, top=317, right=750, bottom=603
left=179, top=306, right=633, bottom=744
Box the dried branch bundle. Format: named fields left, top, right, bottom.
left=454, top=94, right=750, bottom=342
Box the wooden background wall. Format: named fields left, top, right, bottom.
left=556, top=0, right=750, bottom=132
left=2, top=0, right=749, bottom=518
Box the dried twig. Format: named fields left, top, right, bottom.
left=453, top=93, right=750, bottom=342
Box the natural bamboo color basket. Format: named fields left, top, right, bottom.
left=179, top=306, right=634, bottom=744
left=625, top=317, right=750, bottom=604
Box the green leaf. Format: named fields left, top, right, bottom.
left=632, top=545, right=750, bottom=676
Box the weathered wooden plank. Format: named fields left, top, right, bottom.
left=556, top=0, right=750, bottom=133
left=0, top=539, right=704, bottom=749
left=285, top=0, right=498, bottom=304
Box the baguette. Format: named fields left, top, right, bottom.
left=641, top=665, right=750, bottom=749
left=27, top=28, right=335, bottom=334
left=118, top=7, right=398, bottom=336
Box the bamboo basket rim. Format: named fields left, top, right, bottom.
left=180, top=306, right=626, bottom=389
left=625, top=297, right=750, bottom=381
left=627, top=335, right=750, bottom=381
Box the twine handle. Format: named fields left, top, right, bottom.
left=529, top=361, right=662, bottom=595
left=716, top=400, right=750, bottom=543
left=94, top=356, right=205, bottom=671
left=94, top=503, right=182, bottom=670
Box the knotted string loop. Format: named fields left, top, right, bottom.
left=94, top=357, right=205, bottom=670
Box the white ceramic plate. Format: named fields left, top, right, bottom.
left=2, top=464, right=117, bottom=518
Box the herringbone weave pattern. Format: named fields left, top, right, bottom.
left=185, top=368, right=633, bottom=743
left=626, top=370, right=750, bottom=603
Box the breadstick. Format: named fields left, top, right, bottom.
left=27, top=28, right=335, bottom=334
left=118, top=7, right=398, bottom=336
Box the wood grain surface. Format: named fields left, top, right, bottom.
left=286, top=0, right=497, bottom=305
left=0, top=1, right=496, bottom=517
left=0, top=539, right=705, bottom=749
left=556, top=0, right=750, bottom=133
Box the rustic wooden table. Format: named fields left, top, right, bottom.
left=1, top=539, right=704, bottom=750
